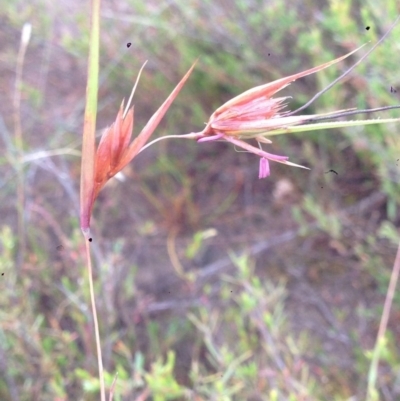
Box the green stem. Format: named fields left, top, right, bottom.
left=85, top=240, right=106, bottom=401
left=80, top=0, right=100, bottom=234
left=80, top=0, right=105, bottom=399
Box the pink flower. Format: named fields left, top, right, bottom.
left=189, top=46, right=400, bottom=178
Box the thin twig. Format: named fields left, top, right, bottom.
left=367, top=239, right=400, bottom=400
left=167, top=227, right=191, bottom=281
left=108, top=371, right=118, bottom=401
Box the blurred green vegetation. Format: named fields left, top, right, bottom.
left=1, top=0, right=400, bottom=400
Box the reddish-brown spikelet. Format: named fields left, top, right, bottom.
left=201, top=47, right=363, bottom=138
left=93, top=102, right=133, bottom=200
left=191, top=39, right=400, bottom=178
left=81, top=62, right=196, bottom=231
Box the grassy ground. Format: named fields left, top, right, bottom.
left=1, top=0, right=400, bottom=400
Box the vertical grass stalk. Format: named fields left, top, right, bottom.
left=13, top=23, right=31, bottom=268
left=85, top=239, right=105, bottom=401
left=80, top=0, right=105, bottom=400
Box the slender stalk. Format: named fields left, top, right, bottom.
left=366, top=239, right=400, bottom=400
left=13, top=23, right=31, bottom=269
left=138, top=132, right=200, bottom=153
left=80, top=0, right=105, bottom=399
left=108, top=372, right=118, bottom=401
left=85, top=239, right=106, bottom=401
left=80, top=0, right=100, bottom=236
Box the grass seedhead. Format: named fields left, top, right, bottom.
left=81, top=62, right=196, bottom=232
left=190, top=21, right=400, bottom=178
left=93, top=101, right=134, bottom=200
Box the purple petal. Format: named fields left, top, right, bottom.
left=259, top=157, right=270, bottom=178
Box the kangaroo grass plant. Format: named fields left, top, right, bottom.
left=80, top=2, right=400, bottom=398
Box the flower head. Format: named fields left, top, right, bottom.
left=93, top=100, right=134, bottom=201
left=80, top=62, right=196, bottom=231
left=192, top=46, right=400, bottom=178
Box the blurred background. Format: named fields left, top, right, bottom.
left=1, top=0, right=400, bottom=400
